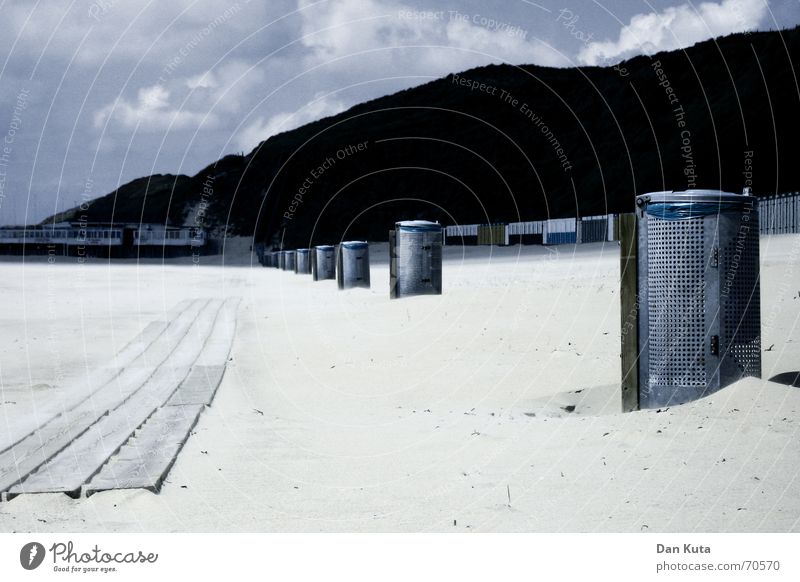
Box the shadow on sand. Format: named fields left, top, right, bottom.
left=769, top=371, right=800, bottom=388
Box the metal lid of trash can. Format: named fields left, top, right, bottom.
left=637, top=190, right=753, bottom=220
left=315, top=245, right=334, bottom=250
left=396, top=220, right=441, bottom=232
left=341, top=241, right=368, bottom=249
left=296, top=248, right=311, bottom=254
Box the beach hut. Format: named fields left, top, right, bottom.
left=390, top=220, right=443, bottom=299
left=477, top=224, right=507, bottom=246
left=337, top=241, right=370, bottom=289
left=507, top=221, right=544, bottom=245
left=579, top=216, right=608, bottom=243
left=542, top=218, right=577, bottom=245
left=632, top=189, right=760, bottom=409
left=313, top=245, right=336, bottom=281
left=444, top=224, right=478, bottom=246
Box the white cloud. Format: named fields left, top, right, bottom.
left=297, top=0, right=568, bottom=72
left=230, top=0, right=568, bottom=152
left=236, top=94, right=347, bottom=151
left=93, top=59, right=266, bottom=134
left=186, top=71, right=217, bottom=90
left=205, top=60, right=267, bottom=114
left=442, top=16, right=566, bottom=70
left=137, top=85, right=170, bottom=110
left=578, top=0, right=769, bottom=66
left=94, top=83, right=217, bottom=131
left=227, top=0, right=572, bottom=153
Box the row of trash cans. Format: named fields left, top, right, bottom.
left=259, top=192, right=763, bottom=411
left=261, top=220, right=444, bottom=298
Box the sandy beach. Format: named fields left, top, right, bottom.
left=0, top=235, right=798, bottom=532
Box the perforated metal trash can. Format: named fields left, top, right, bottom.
left=278, top=251, right=286, bottom=270
left=390, top=220, right=443, bottom=299
left=337, top=241, right=370, bottom=289
left=295, top=248, right=312, bottom=274
left=313, top=245, right=335, bottom=281
left=272, top=251, right=280, bottom=268
left=284, top=250, right=296, bottom=271
left=636, top=189, right=760, bottom=408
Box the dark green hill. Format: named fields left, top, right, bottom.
left=45, top=27, right=800, bottom=247
left=46, top=174, right=194, bottom=225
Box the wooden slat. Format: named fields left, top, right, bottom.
left=0, top=407, right=104, bottom=493
left=8, top=365, right=193, bottom=496
left=166, top=366, right=226, bottom=406
left=193, top=298, right=239, bottom=367
left=84, top=404, right=204, bottom=495
left=619, top=213, right=639, bottom=412
left=0, top=366, right=157, bottom=492
left=85, top=299, right=239, bottom=494
left=0, top=300, right=197, bottom=454
left=389, top=230, right=397, bottom=299
left=3, top=300, right=222, bottom=496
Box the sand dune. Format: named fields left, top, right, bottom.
left=0, top=236, right=798, bottom=531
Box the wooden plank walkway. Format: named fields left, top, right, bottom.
left=166, top=366, right=226, bottom=406
left=1, top=297, right=239, bottom=499
left=85, top=404, right=204, bottom=495
left=0, top=299, right=206, bottom=493
left=0, top=299, right=196, bottom=453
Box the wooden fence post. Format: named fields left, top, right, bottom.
left=389, top=230, right=398, bottom=299
left=620, top=213, right=640, bottom=412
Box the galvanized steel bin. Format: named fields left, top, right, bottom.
left=390, top=220, right=443, bottom=298
left=636, top=189, right=760, bottom=408
left=337, top=241, right=370, bottom=289
left=313, top=245, right=336, bottom=281
left=295, top=248, right=312, bottom=274
left=278, top=251, right=286, bottom=270
left=283, top=250, right=296, bottom=271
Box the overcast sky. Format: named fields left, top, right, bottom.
left=0, top=0, right=796, bottom=225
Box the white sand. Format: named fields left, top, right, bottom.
left=0, top=235, right=798, bottom=532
